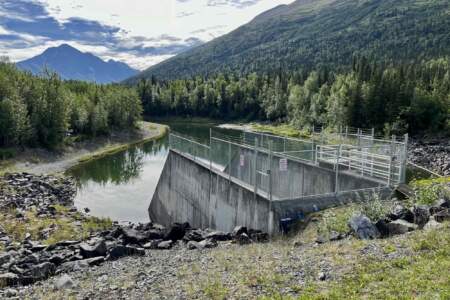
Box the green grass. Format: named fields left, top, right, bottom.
left=410, top=176, right=450, bottom=205
left=0, top=208, right=113, bottom=246
left=251, top=123, right=311, bottom=138
left=306, top=223, right=450, bottom=299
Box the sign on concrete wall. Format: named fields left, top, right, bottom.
left=279, top=158, right=288, bottom=171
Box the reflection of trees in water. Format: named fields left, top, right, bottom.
left=70, top=139, right=169, bottom=187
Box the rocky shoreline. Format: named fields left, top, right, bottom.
left=408, top=138, right=450, bottom=176
left=0, top=173, right=268, bottom=294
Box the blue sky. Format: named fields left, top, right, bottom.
left=0, top=0, right=293, bottom=70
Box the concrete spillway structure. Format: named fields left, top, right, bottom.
left=149, top=144, right=393, bottom=234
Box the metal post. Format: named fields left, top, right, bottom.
left=209, top=129, right=213, bottom=171
left=401, top=133, right=409, bottom=183
left=253, top=138, right=258, bottom=195
left=389, top=135, right=395, bottom=186
left=357, top=128, right=361, bottom=148
left=268, top=141, right=273, bottom=234
left=228, top=142, right=232, bottom=181
left=268, top=141, right=273, bottom=202
left=283, top=137, right=286, bottom=153
left=345, top=126, right=348, bottom=139
left=335, top=144, right=341, bottom=193
left=371, top=128, right=375, bottom=147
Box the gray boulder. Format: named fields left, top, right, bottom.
left=235, top=233, right=251, bottom=245
left=0, top=253, right=11, bottom=265
left=186, top=241, right=201, bottom=250
left=23, top=262, right=56, bottom=281
left=232, top=226, right=248, bottom=237
left=157, top=240, right=173, bottom=249
left=79, top=240, right=107, bottom=258
left=430, top=198, right=449, bottom=214
left=0, top=273, right=19, bottom=287
left=204, top=231, right=231, bottom=241
left=434, top=209, right=450, bottom=223
left=54, top=274, right=75, bottom=290
left=121, top=228, right=148, bottom=245
left=386, top=219, right=418, bottom=235
left=198, top=239, right=218, bottom=249
left=143, top=240, right=163, bottom=250
left=184, top=230, right=204, bottom=242
left=423, top=218, right=443, bottom=230
left=108, top=245, right=145, bottom=260
left=388, top=204, right=414, bottom=222
left=412, top=205, right=430, bottom=228
left=348, top=214, right=380, bottom=240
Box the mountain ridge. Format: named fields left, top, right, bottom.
left=17, top=44, right=138, bottom=84
left=126, top=0, right=450, bottom=82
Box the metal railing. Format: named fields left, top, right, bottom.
left=169, top=128, right=407, bottom=202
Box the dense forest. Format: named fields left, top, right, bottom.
left=0, top=61, right=142, bottom=149
left=137, top=57, right=449, bottom=135
left=131, top=0, right=450, bottom=81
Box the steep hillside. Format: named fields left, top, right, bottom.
left=128, top=0, right=450, bottom=81
left=18, top=44, right=138, bottom=84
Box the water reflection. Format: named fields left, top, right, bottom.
left=68, top=137, right=169, bottom=223
left=67, top=119, right=240, bottom=223
left=70, top=139, right=167, bottom=187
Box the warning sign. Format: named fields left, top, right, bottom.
left=279, top=158, right=288, bottom=171
left=240, top=154, right=245, bottom=167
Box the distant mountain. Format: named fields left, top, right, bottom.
left=127, top=0, right=450, bottom=82
left=17, top=44, right=138, bottom=84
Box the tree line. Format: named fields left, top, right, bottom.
left=0, top=62, right=142, bottom=149
left=137, top=57, right=449, bottom=135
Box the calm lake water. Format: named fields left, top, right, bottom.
left=68, top=119, right=233, bottom=223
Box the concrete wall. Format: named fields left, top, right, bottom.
left=228, top=146, right=381, bottom=200
left=149, top=149, right=392, bottom=235
left=149, top=150, right=274, bottom=233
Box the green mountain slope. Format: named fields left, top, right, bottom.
left=128, top=0, right=450, bottom=81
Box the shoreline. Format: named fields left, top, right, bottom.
left=0, top=121, right=168, bottom=176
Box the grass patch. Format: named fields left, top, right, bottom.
left=0, top=208, right=113, bottom=246
left=410, top=176, right=450, bottom=205
left=301, top=222, right=450, bottom=299
left=251, top=123, right=311, bottom=138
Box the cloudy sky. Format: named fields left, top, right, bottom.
left=0, top=0, right=294, bottom=70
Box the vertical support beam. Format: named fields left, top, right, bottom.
left=228, top=141, right=232, bottom=181
left=389, top=135, right=395, bottom=186
left=371, top=128, right=375, bottom=148
left=253, top=138, right=258, bottom=196
left=301, top=165, right=305, bottom=197
left=268, top=141, right=273, bottom=234
left=357, top=128, right=361, bottom=149
left=401, top=133, right=409, bottom=183
left=268, top=141, right=273, bottom=202
left=209, top=129, right=213, bottom=171
left=335, top=144, right=341, bottom=194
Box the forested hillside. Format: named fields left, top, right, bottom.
left=129, top=0, right=450, bottom=81
left=0, top=62, right=142, bottom=150
left=137, top=57, right=449, bottom=134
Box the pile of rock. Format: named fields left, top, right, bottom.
left=348, top=198, right=450, bottom=240
left=0, top=222, right=268, bottom=287
left=409, top=139, right=450, bottom=176
left=0, top=173, right=76, bottom=211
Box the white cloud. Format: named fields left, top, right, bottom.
left=3, top=0, right=295, bottom=69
